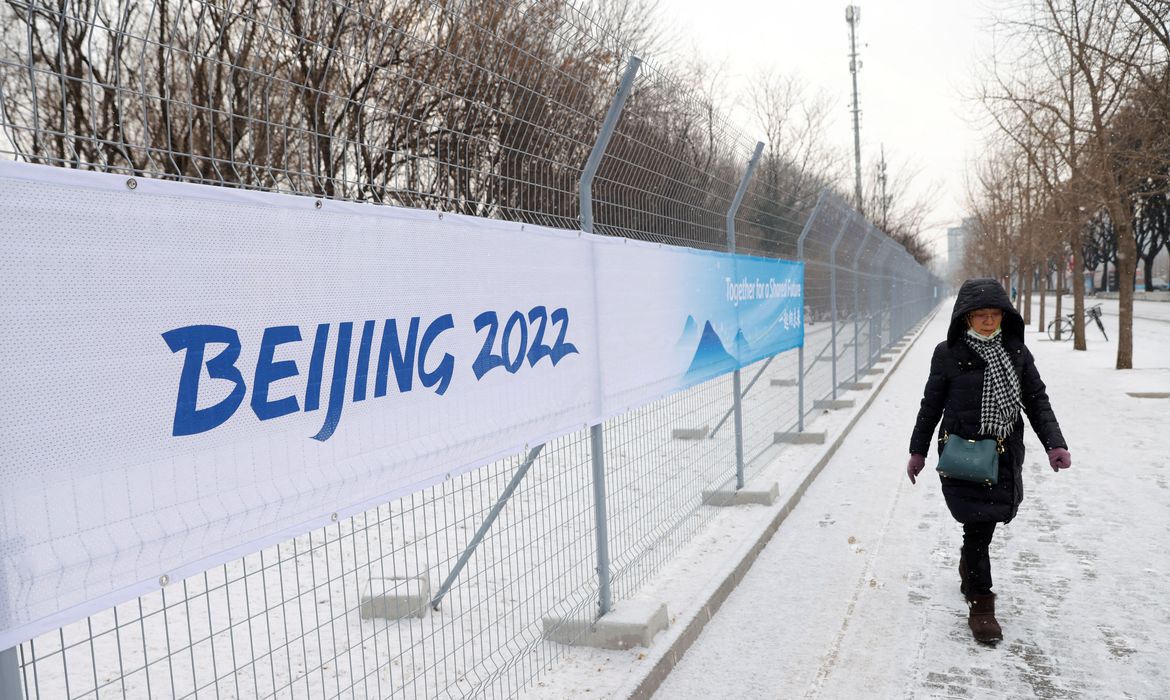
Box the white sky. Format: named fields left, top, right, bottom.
left=663, top=0, right=999, bottom=260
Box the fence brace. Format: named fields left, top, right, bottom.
left=431, top=444, right=546, bottom=610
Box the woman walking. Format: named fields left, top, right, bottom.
left=906, top=278, right=1071, bottom=643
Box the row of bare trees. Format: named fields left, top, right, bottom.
left=967, top=0, right=1169, bottom=368
left=1, top=0, right=897, bottom=259
left=0, top=0, right=623, bottom=217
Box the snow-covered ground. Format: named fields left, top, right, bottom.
left=528, top=297, right=1170, bottom=698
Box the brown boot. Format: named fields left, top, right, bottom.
left=967, top=594, right=1003, bottom=643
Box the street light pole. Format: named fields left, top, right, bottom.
left=878, top=144, right=889, bottom=230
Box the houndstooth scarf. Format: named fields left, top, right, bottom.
left=964, top=329, right=1022, bottom=438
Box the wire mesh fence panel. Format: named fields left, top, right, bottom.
left=0, top=0, right=615, bottom=225
left=737, top=350, right=802, bottom=473
left=15, top=433, right=603, bottom=700
left=0, top=0, right=942, bottom=698
left=0, top=0, right=763, bottom=253
left=604, top=377, right=736, bottom=599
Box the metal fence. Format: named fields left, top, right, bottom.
left=0, top=0, right=938, bottom=697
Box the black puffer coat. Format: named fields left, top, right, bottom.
left=909, top=279, right=1066, bottom=524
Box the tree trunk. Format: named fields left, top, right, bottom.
left=1055, top=260, right=1064, bottom=340
left=1037, top=263, right=1047, bottom=333
left=1022, top=258, right=1033, bottom=324
left=1072, top=228, right=1086, bottom=351
left=1113, top=212, right=1136, bottom=369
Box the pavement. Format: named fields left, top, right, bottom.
left=650, top=300, right=1170, bottom=699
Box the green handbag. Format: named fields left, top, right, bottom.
left=936, top=432, right=1003, bottom=485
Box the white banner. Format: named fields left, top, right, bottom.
left=0, top=162, right=802, bottom=648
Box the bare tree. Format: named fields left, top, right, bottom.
left=977, top=0, right=1160, bottom=367
left=737, top=71, right=846, bottom=257
left=862, top=153, right=939, bottom=265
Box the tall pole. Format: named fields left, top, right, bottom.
left=847, top=5, right=863, bottom=213
left=580, top=55, right=641, bottom=618
left=727, top=141, right=765, bottom=490
left=795, top=191, right=826, bottom=432
left=878, top=144, right=889, bottom=231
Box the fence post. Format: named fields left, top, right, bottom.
left=794, top=191, right=825, bottom=432
left=865, top=242, right=889, bottom=367
left=889, top=244, right=909, bottom=346
left=890, top=252, right=902, bottom=340
left=580, top=55, right=640, bottom=617
left=0, top=646, right=20, bottom=700
left=851, top=227, right=875, bottom=383
left=0, top=530, right=20, bottom=700
left=900, top=253, right=912, bottom=337
left=726, top=141, right=764, bottom=490
left=875, top=244, right=898, bottom=355
left=827, top=211, right=854, bottom=400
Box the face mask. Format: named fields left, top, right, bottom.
left=967, top=327, right=1001, bottom=340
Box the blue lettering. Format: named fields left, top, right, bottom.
left=312, top=322, right=353, bottom=442
left=375, top=317, right=419, bottom=396
left=164, top=309, right=530, bottom=440
left=251, top=325, right=302, bottom=421
left=304, top=323, right=330, bottom=412
left=162, top=325, right=247, bottom=436
left=419, top=314, right=455, bottom=396
left=353, top=320, right=376, bottom=402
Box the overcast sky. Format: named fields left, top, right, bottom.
left=665, top=0, right=1001, bottom=258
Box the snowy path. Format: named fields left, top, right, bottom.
left=653, top=301, right=1170, bottom=699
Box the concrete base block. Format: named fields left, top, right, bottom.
left=814, top=399, right=854, bottom=410
left=770, top=378, right=797, bottom=387
left=838, top=382, right=873, bottom=391
left=360, top=577, right=430, bottom=620
left=672, top=426, right=710, bottom=440
left=543, top=602, right=669, bottom=650
left=860, top=368, right=884, bottom=376
left=702, top=481, right=779, bottom=507
left=774, top=431, right=827, bottom=444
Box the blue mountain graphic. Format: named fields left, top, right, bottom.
left=684, top=321, right=737, bottom=381
left=676, top=314, right=698, bottom=349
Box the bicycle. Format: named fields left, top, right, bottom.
left=1046, top=302, right=1108, bottom=342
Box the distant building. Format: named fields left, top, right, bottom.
left=946, top=218, right=973, bottom=286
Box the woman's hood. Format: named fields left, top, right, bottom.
left=947, top=278, right=1024, bottom=345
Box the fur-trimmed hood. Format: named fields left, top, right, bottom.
left=947, top=278, right=1024, bottom=346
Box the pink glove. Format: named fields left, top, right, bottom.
left=1047, top=447, right=1071, bottom=471
left=907, top=453, right=926, bottom=484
